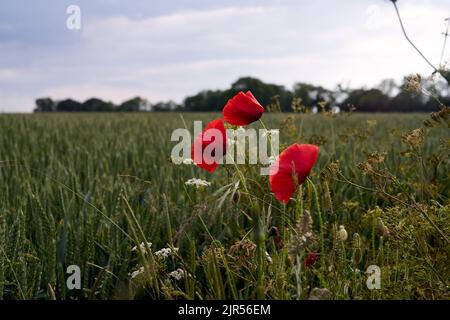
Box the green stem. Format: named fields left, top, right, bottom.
left=229, top=157, right=264, bottom=298
left=309, top=180, right=325, bottom=269
left=337, top=172, right=450, bottom=245
left=254, top=214, right=265, bottom=299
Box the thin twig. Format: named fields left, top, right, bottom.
left=391, top=1, right=438, bottom=72
left=439, top=17, right=450, bottom=68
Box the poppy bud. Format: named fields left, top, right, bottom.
left=376, top=218, right=390, bottom=237
left=337, top=225, right=348, bottom=241
left=308, top=288, right=332, bottom=300
left=269, top=226, right=284, bottom=249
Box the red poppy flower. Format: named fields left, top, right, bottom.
left=269, top=144, right=319, bottom=204
left=191, top=119, right=227, bottom=173
left=304, top=252, right=320, bottom=268
left=222, top=91, right=265, bottom=126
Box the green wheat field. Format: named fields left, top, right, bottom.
left=0, top=112, right=448, bottom=300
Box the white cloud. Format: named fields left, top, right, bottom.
left=79, top=1, right=450, bottom=87
left=81, top=5, right=302, bottom=59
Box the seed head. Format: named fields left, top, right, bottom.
left=337, top=225, right=348, bottom=241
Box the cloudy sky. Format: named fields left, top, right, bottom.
left=0, top=0, right=449, bottom=112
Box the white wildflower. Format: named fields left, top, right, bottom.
left=185, top=178, right=211, bottom=188
left=130, top=266, right=145, bottom=279
left=351, top=268, right=361, bottom=274
left=172, top=157, right=194, bottom=165
left=171, top=157, right=183, bottom=165
left=154, top=247, right=179, bottom=259
left=169, top=268, right=184, bottom=281
left=182, top=158, right=194, bottom=165
left=131, top=242, right=152, bottom=254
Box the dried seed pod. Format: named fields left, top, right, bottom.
left=269, top=226, right=284, bottom=250
left=308, top=288, right=332, bottom=300
left=299, top=210, right=313, bottom=235
left=376, top=218, right=390, bottom=238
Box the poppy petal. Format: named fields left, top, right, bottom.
left=191, top=119, right=227, bottom=173
left=222, top=91, right=265, bottom=126
left=269, top=144, right=319, bottom=203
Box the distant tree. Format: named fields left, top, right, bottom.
left=82, top=98, right=115, bottom=112
left=228, top=77, right=292, bottom=111
left=293, top=82, right=335, bottom=109
left=391, top=91, right=426, bottom=112
left=56, top=99, right=83, bottom=112
left=341, top=89, right=390, bottom=112
left=183, top=77, right=292, bottom=112
left=34, top=97, right=56, bottom=112
left=184, top=90, right=225, bottom=112
left=33, top=75, right=447, bottom=114
left=152, top=101, right=180, bottom=112
left=118, top=97, right=148, bottom=112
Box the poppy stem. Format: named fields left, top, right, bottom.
left=295, top=185, right=303, bottom=222
left=229, top=157, right=265, bottom=298
left=254, top=213, right=265, bottom=299
left=258, top=118, right=275, bottom=160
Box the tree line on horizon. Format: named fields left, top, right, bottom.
left=34, top=75, right=449, bottom=113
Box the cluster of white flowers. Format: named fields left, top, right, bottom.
left=262, top=129, right=279, bottom=138
left=350, top=267, right=361, bottom=274
left=171, top=157, right=195, bottom=165
left=131, top=242, right=153, bottom=254
left=301, top=231, right=313, bottom=243
left=130, top=266, right=145, bottom=279
left=182, top=158, right=195, bottom=165
left=171, top=157, right=183, bottom=165
left=185, top=178, right=211, bottom=188
left=154, top=247, right=179, bottom=259
left=169, top=268, right=184, bottom=281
